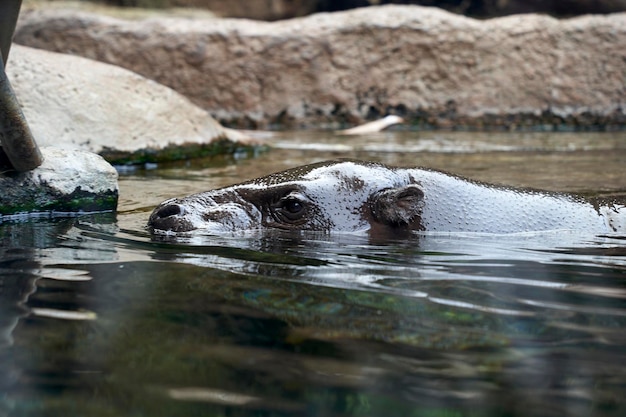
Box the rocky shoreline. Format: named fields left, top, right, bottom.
left=15, top=4, right=626, bottom=130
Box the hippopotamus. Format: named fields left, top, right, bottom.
left=148, top=159, right=625, bottom=235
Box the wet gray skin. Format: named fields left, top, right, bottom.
left=148, top=159, right=625, bottom=236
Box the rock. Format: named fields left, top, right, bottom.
left=0, top=147, right=118, bottom=217
left=15, top=5, right=626, bottom=129
left=103, top=0, right=626, bottom=19
left=168, top=0, right=317, bottom=20
left=6, top=45, right=256, bottom=164
left=98, top=0, right=315, bottom=20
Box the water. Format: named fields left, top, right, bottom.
left=1, top=130, right=625, bottom=417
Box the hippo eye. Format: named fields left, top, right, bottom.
left=271, top=193, right=308, bottom=224
left=284, top=198, right=303, bottom=214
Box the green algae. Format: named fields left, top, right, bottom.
left=0, top=188, right=118, bottom=217
left=99, top=139, right=268, bottom=166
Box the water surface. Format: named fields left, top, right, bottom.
left=1, top=130, right=625, bottom=416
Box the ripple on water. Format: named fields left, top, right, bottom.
left=1, top=130, right=626, bottom=417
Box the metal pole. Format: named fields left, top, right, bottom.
left=0, top=0, right=22, bottom=65
left=0, top=0, right=43, bottom=172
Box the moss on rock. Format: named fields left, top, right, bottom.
left=0, top=147, right=119, bottom=219
left=100, top=139, right=267, bottom=165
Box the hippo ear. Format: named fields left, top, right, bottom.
left=369, top=185, right=424, bottom=226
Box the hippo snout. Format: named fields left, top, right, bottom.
left=148, top=195, right=262, bottom=234
left=154, top=203, right=185, bottom=218
left=148, top=201, right=196, bottom=232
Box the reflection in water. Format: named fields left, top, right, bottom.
left=1, top=131, right=625, bottom=416
left=1, top=215, right=624, bottom=417
left=0, top=216, right=117, bottom=348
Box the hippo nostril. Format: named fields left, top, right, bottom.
left=149, top=202, right=194, bottom=232
left=156, top=203, right=184, bottom=219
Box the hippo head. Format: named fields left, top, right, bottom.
left=148, top=160, right=425, bottom=235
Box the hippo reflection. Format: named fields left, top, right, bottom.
left=148, top=160, right=625, bottom=235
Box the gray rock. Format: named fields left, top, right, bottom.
left=0, top=147, right=118, bottom=218
left=168, top=0, right=317, bottom=20
left=14, top=5, right=626, bottom=129
left=104, top=0, right=626, bottom=19
left=6, top=45, right=255, bottom=164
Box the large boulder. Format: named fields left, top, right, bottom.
left=6, top=45, right=255, bottom=164
left=0, top=147, right=118, bottom=217
left=15, top=5, right=626, bottom=129
left=167, top=0, right=317, bottom=20
left=98, top=0, right=626, bottom=19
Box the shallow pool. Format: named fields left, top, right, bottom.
left=1, top=130, right=625, bottom=416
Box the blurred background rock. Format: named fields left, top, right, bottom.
left=41, top=0, right=626, bottom=20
